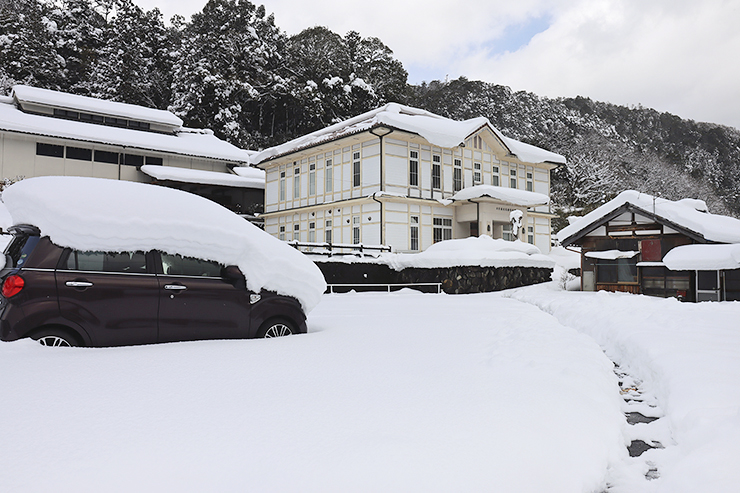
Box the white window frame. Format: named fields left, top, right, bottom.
left=293, top=223, right=300, bottom=241
left=325, top=159, right=333, bottom=193
left=432, top=154, right=441, bottom=190
left=409, top=150, right=419, bottom=187
left=352, top=152, right=361, bottom=188
left=510, top=169, right=517, bottom=189
left=279, top=171, right=286, bottom=201
left=352, top=215, right=361, bottom=244
left=309, top=163, right=316, bottom=196
left=325, top=219, right=332, bottom=243
left=492, top=165, right=499, bottom=187
left=474, top=162, right=481, bottom=184
left=294, top=166, right=301, bottom=199
left=433, top=217, right=452, bottom=243
left=453, top=159, right=462, bottom=192
left=410, top=215, right=419, bottom=251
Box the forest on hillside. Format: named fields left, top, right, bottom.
left=2, top=0, right=739, bottom=226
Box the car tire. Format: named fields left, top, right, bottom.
left=31, top=328, right=79, bottom=347
left=257, top=318, right=295, bottom=338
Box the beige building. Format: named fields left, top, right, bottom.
left=0, top=85, right=263, bottom=214
left=251, top=103, right=565, bottom=253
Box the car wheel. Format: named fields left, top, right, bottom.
left=31, top=329, right=79, bottom=347
left=258, top=319, right=295, bottom=338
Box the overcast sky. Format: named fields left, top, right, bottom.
left=138, top=0, right=740, bottom=130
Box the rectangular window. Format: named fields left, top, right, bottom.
left=325, top=220, right=332, bottom=243
left=432, top=155, right=441, bottom=190
left=308, top=221, right=316, bottom=243
left=105, top=116, right=127, bottom=128
left=453, top=159, right=462, bottom=192
left=325, top=159, right=333, bottom=193
left=527, top=226, right=534, bottom=244
left=492, top=165, right=499, bottom=186
left=526, top=171, right=533, bottom=192
left=410, top=216, right=419, bottom=251
left=123, top=154, right=144, bottom=166
left=309, top=163, right=316, bottom=196
left=502, top=223, right=513, bottom=241
left=279, top=171, right=286, bottom=201
left=279, top=225, right=285, bottom=241
left=433, top=217, right=452, bottom=243
left=65, top=146, right=92, bottom=161
left=293, top=224, right=300, bottom=242
left=294, top=166, right=300, bottom=199
left=353, top=152, right=361, bottom=188
left=597, top=259, right=638, bottom=284
left=94, top=150, right=119, bottom=164
left=510, top=169, right=517, bottom=188
left=36, top=142, right=64, bottom=158
left=146, top=156, right=163, bottom=166
left=352, top=216, right=361, bottom=244
left=474, top=162, right=481, bottom=184
left=409, top=150, right=419, bottom=187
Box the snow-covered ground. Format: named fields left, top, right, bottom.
left=1, top=285, right=738, bottom=491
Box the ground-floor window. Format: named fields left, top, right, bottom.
left=410, top=216, right=419, bottom=250
left=325, top=220, right=332, bottom=243
left=352, top=216, right=361, bottom=244
left=308, top=221, right=316, bottom=242
left=433, top=217, right=452, bottom=243
left=502, top=223, right=514, bottom=241
left=597, top=258, right=638, bottom=284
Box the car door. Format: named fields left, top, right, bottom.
left=155, top=252, right=251, bottom=343
left=56, top=250, right=159, bottom=346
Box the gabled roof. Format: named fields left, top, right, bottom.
left=449, top=185, right=549, bottom=207
left=250, top=103, right=566, bottom=166
left=558, top=190, right=740, bottom=246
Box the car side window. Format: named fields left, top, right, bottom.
left=66, top=251, right=147, bottom=273
left=160, top=253, right=222, bottom=277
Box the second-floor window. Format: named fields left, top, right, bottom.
left=308, top=221, right=316, bottom=242
left=474, top=162, right=481, bottom=184
left=526, top=172, right=533, bottom=192
left=279, top=225, right=285, bottom=241
left=309, top=163, right=316, bottom=196
left=279, top=171, right=286, bottom=201
left=353, top=152, right=361, bottom=187
left=409, top=150, right=419, bottom=187
left=325, top=159, right=333, bottom=193
left=293, top=223, right=300, bottom=241
left=432, top=155, right=441, bottom=190
left=510, top=169, right=517, bottom=189
left=453, top=159, right=462, bottom=192
left=294, top=166, right=300, bottom=198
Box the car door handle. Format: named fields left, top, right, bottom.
left=164, top=284, right=187, bottom=291
left=66, top=281, right=93, bottom=288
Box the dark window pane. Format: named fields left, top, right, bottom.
left=161, top=253, right=222, bottom=277
left=123, top=154, right=144, bottom=166
left=597, top=261, right=618, bottom=283
left=698, top=271, right=719, bottom=290
left=67, top=251, right=146, bottom=273
left=617, top=258, right=638, bottom=283
left=145, top=156, right=163, bottom=165
left=66, top=146, right=92, bottom=161
left=94, top=150, right=120, bottom=164
left=36, top=142, right=64, bottom=158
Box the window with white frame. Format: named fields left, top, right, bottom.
left=279, top=171, right=286, bottom=201
left=433, top=217, right=452, bottom=243
left=453, top=159, right=462, bottom=192
left=309, top=163, right=316, bottom=196
left=308, top=221, right=316, bottom=242
left=325, top=159, right=333, bottom=193
left=527, top=226, right=534, bottom=244
left=526, top=171, right=533, bottom=192
left=279, top=225, right=285, bottom=241
left=432, top=154, right=441, bottom=190
left=352, top=152, right=361, bottom=187
left=293, top=223, right=300, bottom=241
left=409, top=150, right=419, bottom=187
left=410, top=215, right=419, bottom=251
left=352, top=216, right=360, bottom=244
left=293, top=166, right=300, bottom=198
left=492, top=165, right=499, bottom=186
left=325, top=219, right=332, bottom=243
left=474, top=162, right=481, bottom=184
left=510, top=169, right=517, bottom=188
left=502, top=223, right=513, bottom=241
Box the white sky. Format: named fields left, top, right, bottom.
left=139, top=0, right=740, bottom=130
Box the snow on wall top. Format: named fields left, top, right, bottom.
left=557, top=190, right=740, bottom=244
left=2, top=177, right=326, bottom=312
left=450, top=185, right=549, bottom=207
left=0, top=98, right=252, bottom=164
left=663, top=243, right=740, bottom=271
left=251, top=103, right=566, bottom=166
left=12, top=85, right=183, bottom=127
left=140, top=165, right=264, bottom=189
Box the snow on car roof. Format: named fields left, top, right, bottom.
left=12, top=85, right=183, bottom=127
left=1, top=177, right=326, bottom=312
left=250, top=103, right=566, bottom=166
left=557, top=190, right=740, bottom=244
left=140, top=165, right=264, bottom=189
left=450, top=185, right=549, bottom=207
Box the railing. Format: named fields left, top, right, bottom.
left=287, top=240, right=392, bottom=255
left=326, top=282, right=442, bottom=294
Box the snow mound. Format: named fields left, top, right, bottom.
left=389, top=235, right=554, bottom=269
left=2, top=177, right=326, bottom=312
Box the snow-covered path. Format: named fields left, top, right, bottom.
left=507, top=284, right=740, bottom=492
left=0, top=292, right=625, bottom=492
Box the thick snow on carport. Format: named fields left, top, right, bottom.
left=0, top=292, right=625, bottom=492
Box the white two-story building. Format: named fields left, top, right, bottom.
left=251, top=103, right=566, bottom=253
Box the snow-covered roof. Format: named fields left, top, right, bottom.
left=450, top=185, right=549, bottom=207
left=663, top=244, right=740, bottom=271
left=2, top=176, right=325, bottom=312
left=141, top=165, right=264, bottom=189
left=0, top=93, right=252, bottom=164
left=558, top=190, right=740, bottom=245
left=584, top=250, right=639, bottom=260
left=232, top=166, right=267, bottom=182
left=251, top=103, right=566, bottom=166
left=12, top=85, right=183, bottom=127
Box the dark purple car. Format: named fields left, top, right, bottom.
left=0, top=224, right=307, bottom=347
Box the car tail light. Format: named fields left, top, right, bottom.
left=2, top=275, right=25, bottom=298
